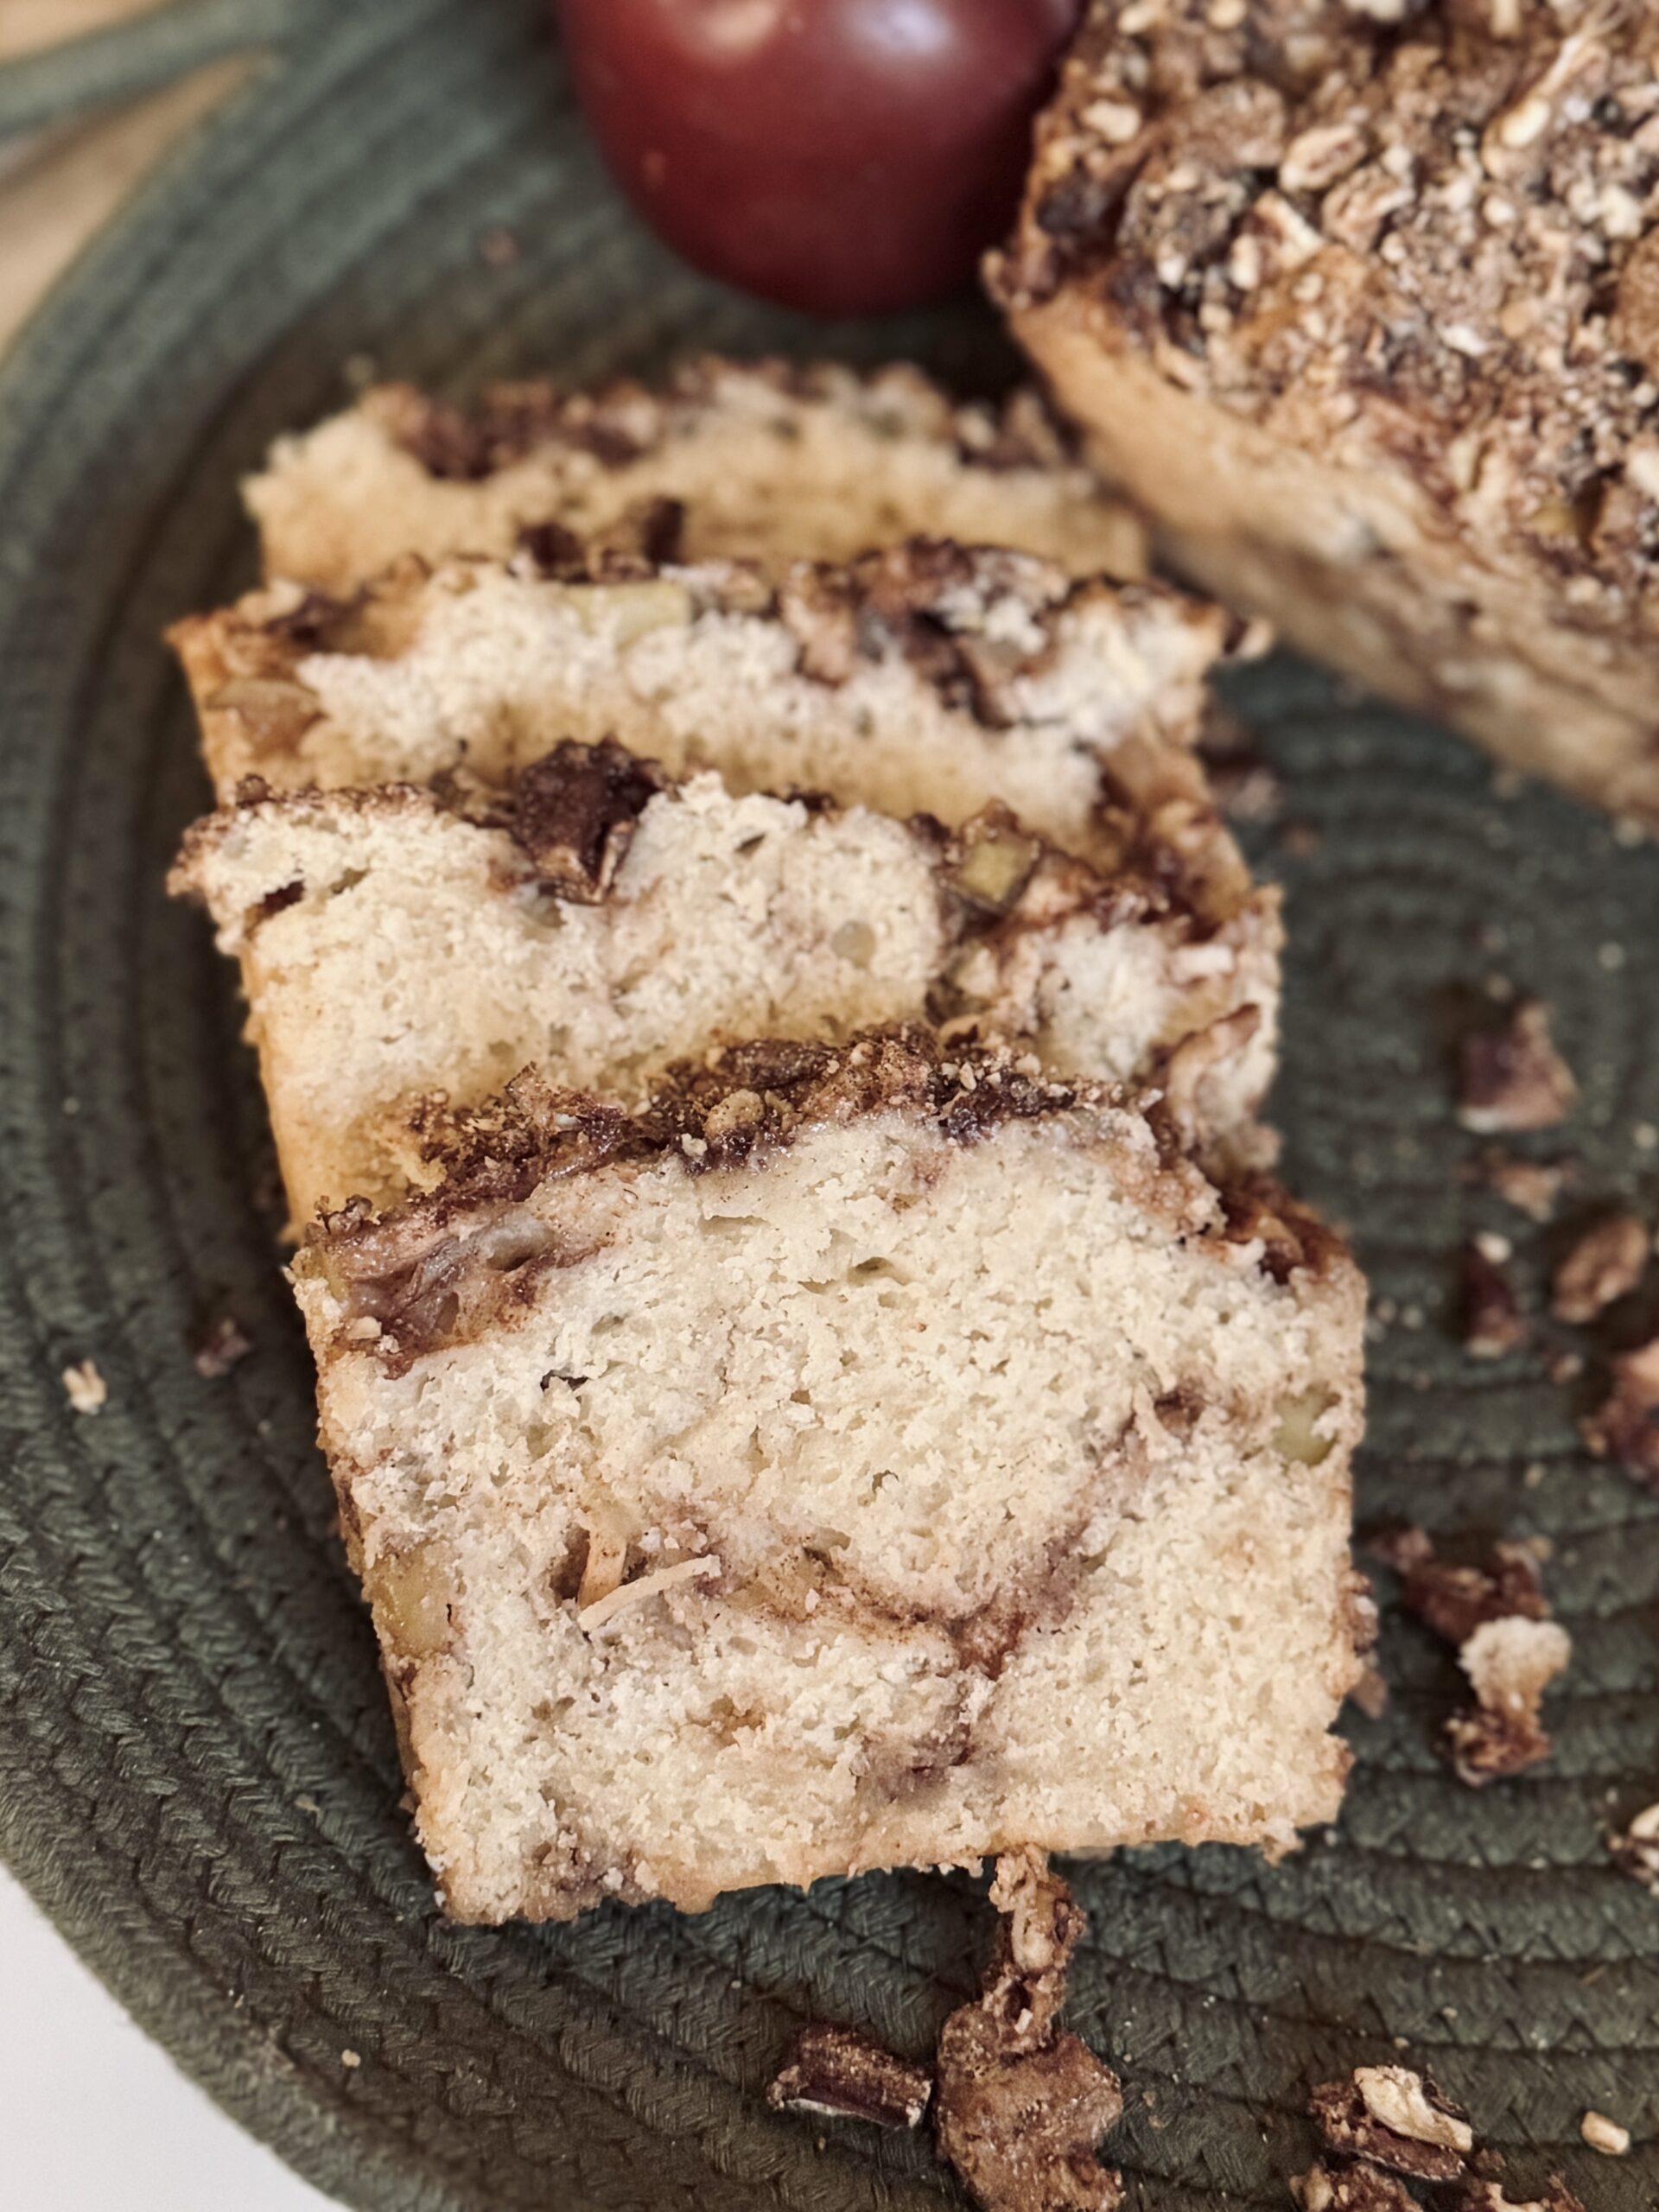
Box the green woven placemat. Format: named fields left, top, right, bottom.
left=0, top=3, right=1656, bottom=2206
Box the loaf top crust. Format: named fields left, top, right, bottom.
left=996, top=0, right=1659, bottom=634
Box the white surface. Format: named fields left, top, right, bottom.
left=0, top=1865, right=331, bottom=2211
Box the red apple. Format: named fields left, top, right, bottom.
left=556, top=0, right=1082, bottom=316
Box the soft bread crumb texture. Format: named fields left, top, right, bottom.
left=246, top=357, right=1147, bottom=594
left=294, top=1071, right=1364, bottom=1922
left=999, top=0, right=1659, bottom=821
left=172, top=766, right=1281, bottom=1219
left=171, top=552, right=1233, bottom=878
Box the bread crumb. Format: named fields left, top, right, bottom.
left=61, top=1359, right=106, bottom=1415
left=1580, top=2109, right=1630, bottom=2156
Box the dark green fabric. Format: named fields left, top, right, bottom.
left=0, top=4, right=1655, bottom=2205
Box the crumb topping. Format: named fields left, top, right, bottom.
left=364, top=356, right=1088, bottom=484
left=766, top=2024, right=932, bottom=2131
left=1308, top=2064, right=1473, bottom=2184
left=933, top=1854, right=1125, bottom=2212
left=997, top=1, right=1659, bottom=628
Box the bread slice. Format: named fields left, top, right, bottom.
left=169, top=539, right=1255, bottom=929
left=245, top=356, right=1147, bottom=596
left=171, top=741, right=1281, bottom=1220
left=993, top=1, right=1659, bottom=824
left=290, top=1030, right=1366, bottom=1922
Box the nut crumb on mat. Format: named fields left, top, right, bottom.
left=1307, top=2064, right=1473, bottom=2183
left=1551, top=1213, right=1649, bottom=1324
left=766, top=2023, right=931, bottom=2130
left=934, top=1853, right=1125, bottom=2212
left=1581, top=1338, right=1659, bottom=1489
left=60, top=1359, right=106, bottom=1414
left=1579, top=2109, right=1630, bottom=2157
left=1458, top=1004, right=1576, bottom=1136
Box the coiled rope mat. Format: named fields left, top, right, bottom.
left=0, top=3, right=1655, bottom=2205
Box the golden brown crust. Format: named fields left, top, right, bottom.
left=365, top=356, right=1090, bottom=484
left=996, top=1, right=1659, bottom=635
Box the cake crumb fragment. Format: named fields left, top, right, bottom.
left=1446, top=1618, right=1572, bottom=1787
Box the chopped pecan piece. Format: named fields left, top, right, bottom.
left=1308, top=2065, right=1474, bottom=2183
left=1465, top=1148, right=1569, bottom=1224
left=766, top=2023, right=931, bottom=2130
left=1291, top=2164, right=1419, bottom=2212
left=1551, top=1213, right=1649, bottom=1324
left=507, top=739, right=665, bottom=901
left=1606, top=1800, right=1659, bottom=1891
left=1448, top=2181, right=1586, bottom=2212
left=1367, top=1527, right=1548, bottom=1648
left=1458, top=1003, right=1576, bottom=1135
left=934, top=1853, right=1124, bottom=2212
left=1581, top=1338, right=1659, bottom=1491
left=1459, top=1239, right=1528, bottom=1359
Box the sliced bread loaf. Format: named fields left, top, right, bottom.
left=172, top=741, right=1281, bottom=1219
left=170, top=539, right=1255, bottom=929
left=246, top=356, right=1147, bottom=594
left=291, top=1030, right=1366, bottom=1922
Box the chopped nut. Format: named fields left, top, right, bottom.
left=507, top=739, right=665, bottom=903
left=934, top=1854, right=1124, bottom=2212
left=1459, top=1240, right=1528, bottom=1359
left=1581, top=1338, right=1659, bottom=1490
left=191, top=1314, right=252, bottom=1379
left=1446, top=1618, right=1572, bottom=1786
left=1465, top=1148, right=1569, bottom=1224
left=60, top=1358, right=107, bottom=1415
left=1551, top=1213, right=1648, bottom=1323
left=1580, top=2110, right=1630, bottom=2157
left=1308, top=2064, right=1473, bottom=2182
left=1606, top=1800, right=1659, bottom=1890
left=1367, top=1525, right=1547, bottom=1647
left=1292, top=2163, right=1420, bottom=2212
left=1448, top=2181, right=1586, bottom=2212
left=1280, top=122, right=1367, bottom=195
left=1458, top=1004, right=1576, bottom=1135
left=766, top=2023, right=931, bottom=2130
